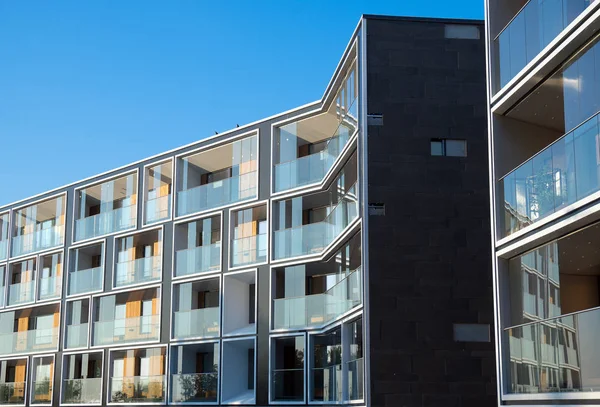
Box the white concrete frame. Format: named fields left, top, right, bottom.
left=59, top=349, right=105, bottom=407
left=220, top=336, right=256, bottom=405
left=28, top=353, right=56, bottom=407
left=268, top=332, right=307, bottom=405
left=8, top=192, right=68, bottom=262
left=141, top=157, right=175, bottom=228
left=169, top=273, right=222, bottom=343
left=227, top=200, right=269, bottom=272
left=65, top=239, right=107, bottom=299
left=172, top=129, right=260, bottom=222
left=71, top=169, right=140, bottom=246
left=0, top=355, right=29, bottom=407
left=110, top=224, right=165, bottom=291
left=167, top=339, right=221, bottom=406
left=89, top=284, right=162, bottom=350
left=222, top=268, right=257, bottom=338
left=171, top=211, right=223, bottom=282
left=106, top=344, right=168, bottom=406
left=62, top=295, right=93, bottom=352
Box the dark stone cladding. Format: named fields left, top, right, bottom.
left=364, top=17, right=496, bottom=407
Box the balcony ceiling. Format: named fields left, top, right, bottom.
left=559, top=223, right=600, bottom=276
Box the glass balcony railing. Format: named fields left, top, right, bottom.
left=32, top=380, right=52, bottom=404
left=146, top=194, right=171, bottom=224
left=170, top=373, right=218, bottom=403
left=93, top=315, right=160, bottom=346
left=272, top=369, right=304, bottom=402
left=312, top=365, right=342, bottom=402
left=177, top=171, right=257, bottom=217
left=0, top=382, right=26, bottom=405
left=175, top=243, right=221, bottom=277
left=347, top=358, right=364, bottom=401
left=114, top=256, right=161, bottom=287
left=0, top=287, right=4, bottom=308
left=173, top=307, right=220, bottom=339
left=110, top=375, right=165, bottom=403
left=68, top=267, right=103, bottom=296
left=0, top=327, right=58, bottom=356
left=66, top=323, right=88, bottom=349
left=505, top=308, right=600, bottom=394
left=231, top=234, right=267, bottom=267
left=38, top=275, right=61, bottom=300
left=75, top=205, right=136, bottom=241
left=274, top=100, right=357, bottom=193
left=11, top=225, right=64, bottom=257
left=273, top=268, right=362, bottom=330
left=0, top=240, right=7, bottom=261
left=494, top=0, right=595, bottom=92
left=63, top=378, right=102, bottom=404
left=500, top=114, right=600, bottom=238
left=274, top=186, right=358, bottom=260
left=8, top=281, right=35, bottom=306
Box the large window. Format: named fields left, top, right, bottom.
left=169, top=342, right=219, bottom=403
left=61, top=352, right=103, bottom=405
left=174, top=215, right=221, bottom=278
left=11, top=196, right=65, bottom=257
left=144, top=160, right=173, bottom=224
left=271, top=335, right=305, bottom=403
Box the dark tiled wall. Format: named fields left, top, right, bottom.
left=365, top=17, right=496, bottom=407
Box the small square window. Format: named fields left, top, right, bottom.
left=431, top=139, right=467, bottom=157
left=444, top=24, right=480, bottom=40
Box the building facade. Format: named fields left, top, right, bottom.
left=485, top=0, right=600, bottom=405
left=0, top=15, right=492, bottom=407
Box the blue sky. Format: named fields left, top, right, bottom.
left=0, top=0, right=483, bottom=205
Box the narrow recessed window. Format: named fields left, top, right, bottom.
left=431, top=139, right=467, bottom=157
left=444, top=24, right=480, bottom=40
left=453, top=323, right=490, bottom=342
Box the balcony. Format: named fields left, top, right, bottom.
left=11, top=226, right=63, bottom=258
left=66, top=323, right=88, bottom=349
left=75, top=206, right=136, bottom=241
left=0, top=327, right=58, bottom=356
left=347, top=358, right=364, bottom=401
left=175, top=243, right=221, bottom=277
left=272, top=369, right=304, bottom=402
left=274, top=111, right=355, bottom=193
left=273, top=184, right=358, bottom=260
left=62, top=378, right=102, bottom=404
left=0, top=382, right=25, bottom=405
left=173, top=307, right=220, bottom=339
left=8, top=281, right=34, bottom=306
left=146, top=194, right=171, bottom=224
left=68, top=267, right=103, bottom=296
left=493, top=0, right=595, bottom=92
left=114, top=257, right=161, bottom=287
left=311, top=365, right=342, bottom=402
left=0, top=239, right=7, bottom=261
left=231, top=234, right=267, bottom=267
left=171, top=373, right=218, bottom=403
left=93, top=315, right=160, bottom=346
left=273, top=268, right=362, bottom=330
left=109, top=375, right=165, bottom=403
left=177, top=171, right=257, bottom=217
left=504, top=306, right=600, bottom=394
left=500, top=113, right=600, bottom=239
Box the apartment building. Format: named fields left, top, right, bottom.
left=485, top=0, right=600, bottom=405
left=0, top=15, right=493, bottom=407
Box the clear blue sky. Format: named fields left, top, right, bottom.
left=0, top=0, right=483, bottom=205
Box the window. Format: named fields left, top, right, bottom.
left=444, top=24, right=480, bottom=40
left=431, top=139, right=467, bottom=157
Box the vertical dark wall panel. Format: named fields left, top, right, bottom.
left=365, top=17, right=496, bottom=407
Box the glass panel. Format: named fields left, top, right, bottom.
left=93, top=315, right=160, bottom=346
left=273, top=268, right=362, bottom=329
left=63, top=378, right=102, bottom=404
left=493, top=0, right=594, bottom=92
left=114, top=256, right=161, bottom=287
left=231, top=234, right=267, bottom=267
left=272, top=336, right=304, bottom=402
left=172, top=307, right=220, bottom=339
left=0, top=382, right=26, bottom=404
left=171, top=373, right=218, bottom=403
left=177, top=171, right=257, bottom=217
left=175, top=243, right=221, bottom=277
left=66, top=323, right=89, bottom=349
left=145, top=195, right=171, bottom=224
left=11, top=226, right=64, bottom=258
left=0, top=328, right=59, bottom=355
left=75, top=206, right=137, bottom=241
left=110, top=375, right=165, bottom=403
left=68, top=267, right=103, bottom=296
